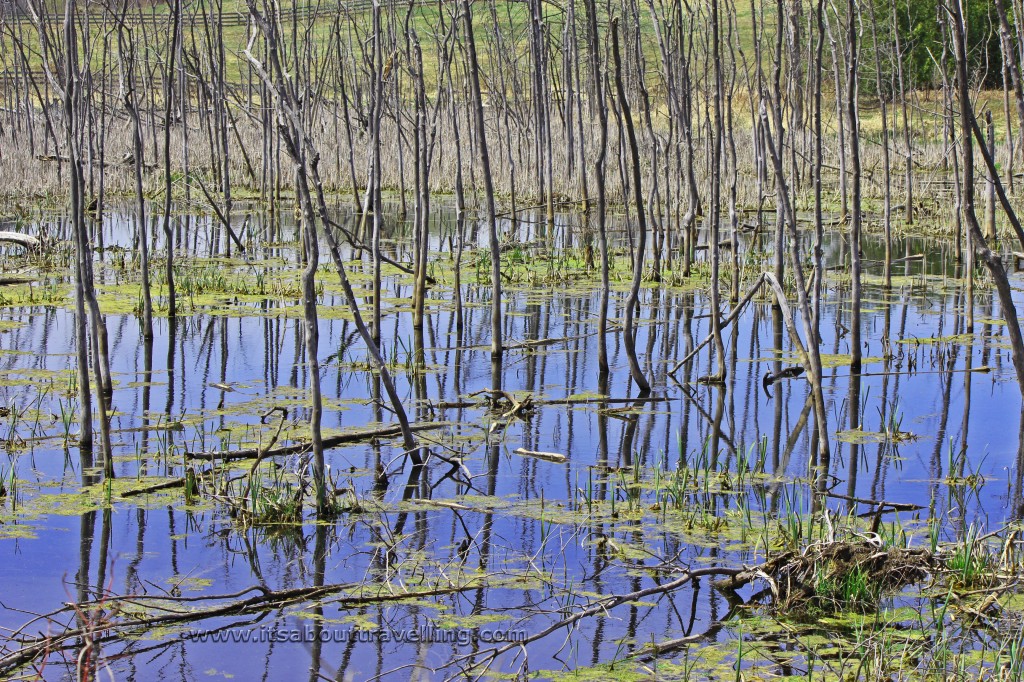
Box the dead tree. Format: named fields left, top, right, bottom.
left=583, top=0, right=611, bottom=376
left=948, top=0, right=1024, bottom=396
left=243, top=2, right=422, bottom=490
left=460, top=0, right=503, bottom=360
left=611, top=17, right=651, bottom=393
left=847, top=0, right=864, bottom=371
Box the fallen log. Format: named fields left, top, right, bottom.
left=120, top=477, right=188, bottom=498
left=429, top=395, right=669, bottom=410
left=185, top=422, right=446, bottom=461
left=824, top=491, right=923, bottom=512
left=0, top=232, right=40, bottom=250
left=505, top=332, right=592, bottom=350
left=0, top=275, right=35, bottom=286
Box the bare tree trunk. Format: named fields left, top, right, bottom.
left=868, top=0, right=892, bottom=288
left=411, top=34, right=430, bottom=332
left=369, top=0, right=384, bottom=345
left=847, top=0, right=864, bottom=371
left=892, top=2, right=914, bottom=224
left=162, top=0, right=181, bottom=321
left=994, top=0, right=1024, bottom=155
left=771, top=0, right=786, bottom=289
left=116, top=4, right=153, bottom=339
left=60, top=1, right=93, bottom=451
left=451, top=99, right=466, bottom=336
left=611, top=17, right=651, bottom=393
left=813, top=0, right=826, bottom=343
left=825, top=9, right=849, bottom=220
left=461, top=0, right=503, bottom=360
left=1002, top=46, right=1017, bottom=193
left=680, top=13, right=700, bottom=276
left=760, top=100, right=831, bottom=479
left=985, top=111, right=998, bottom=241
left=583, top=0, right=610, bottom=376
left=707, top=0, right=728, bottom=380
left=58, top=0, right=113, bottom=473
left=725, top=0, right=741, bottom=304
left=949, top=0, right=1024, bottom=396
left=243, top=1, right=327, bottom=510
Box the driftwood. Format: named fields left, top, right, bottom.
left=823, top=492, right=925, bottom=533
left=542, top=395, right=668, bottom=406
left=127, top=410, right=292, bottom=498
left=513, top=448, right=567, bottom=463
left=631, top=621, right=731, bottom=661
left=711, top=552, right=799, bottom=593
left=0, top=232, right=40, bottom=250
left=185, top=422, right=445, bottom=461
left=865, top=253, right=924, bottom=265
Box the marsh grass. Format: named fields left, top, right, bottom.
left=3, top=84, right=1020, bottom=248
left=812, top=563, right=881, bottom=612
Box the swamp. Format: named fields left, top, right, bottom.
left=3, top=0, right=1024, bottom=680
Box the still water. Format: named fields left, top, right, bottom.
left=0, top=202, right=1021, bottom=679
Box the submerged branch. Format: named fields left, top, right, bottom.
left=0, top=581, right=479, bottom=676
left=448, top=565, right=743, bottom=676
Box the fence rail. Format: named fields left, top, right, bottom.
left=1, top=1, right=378, bottom=29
